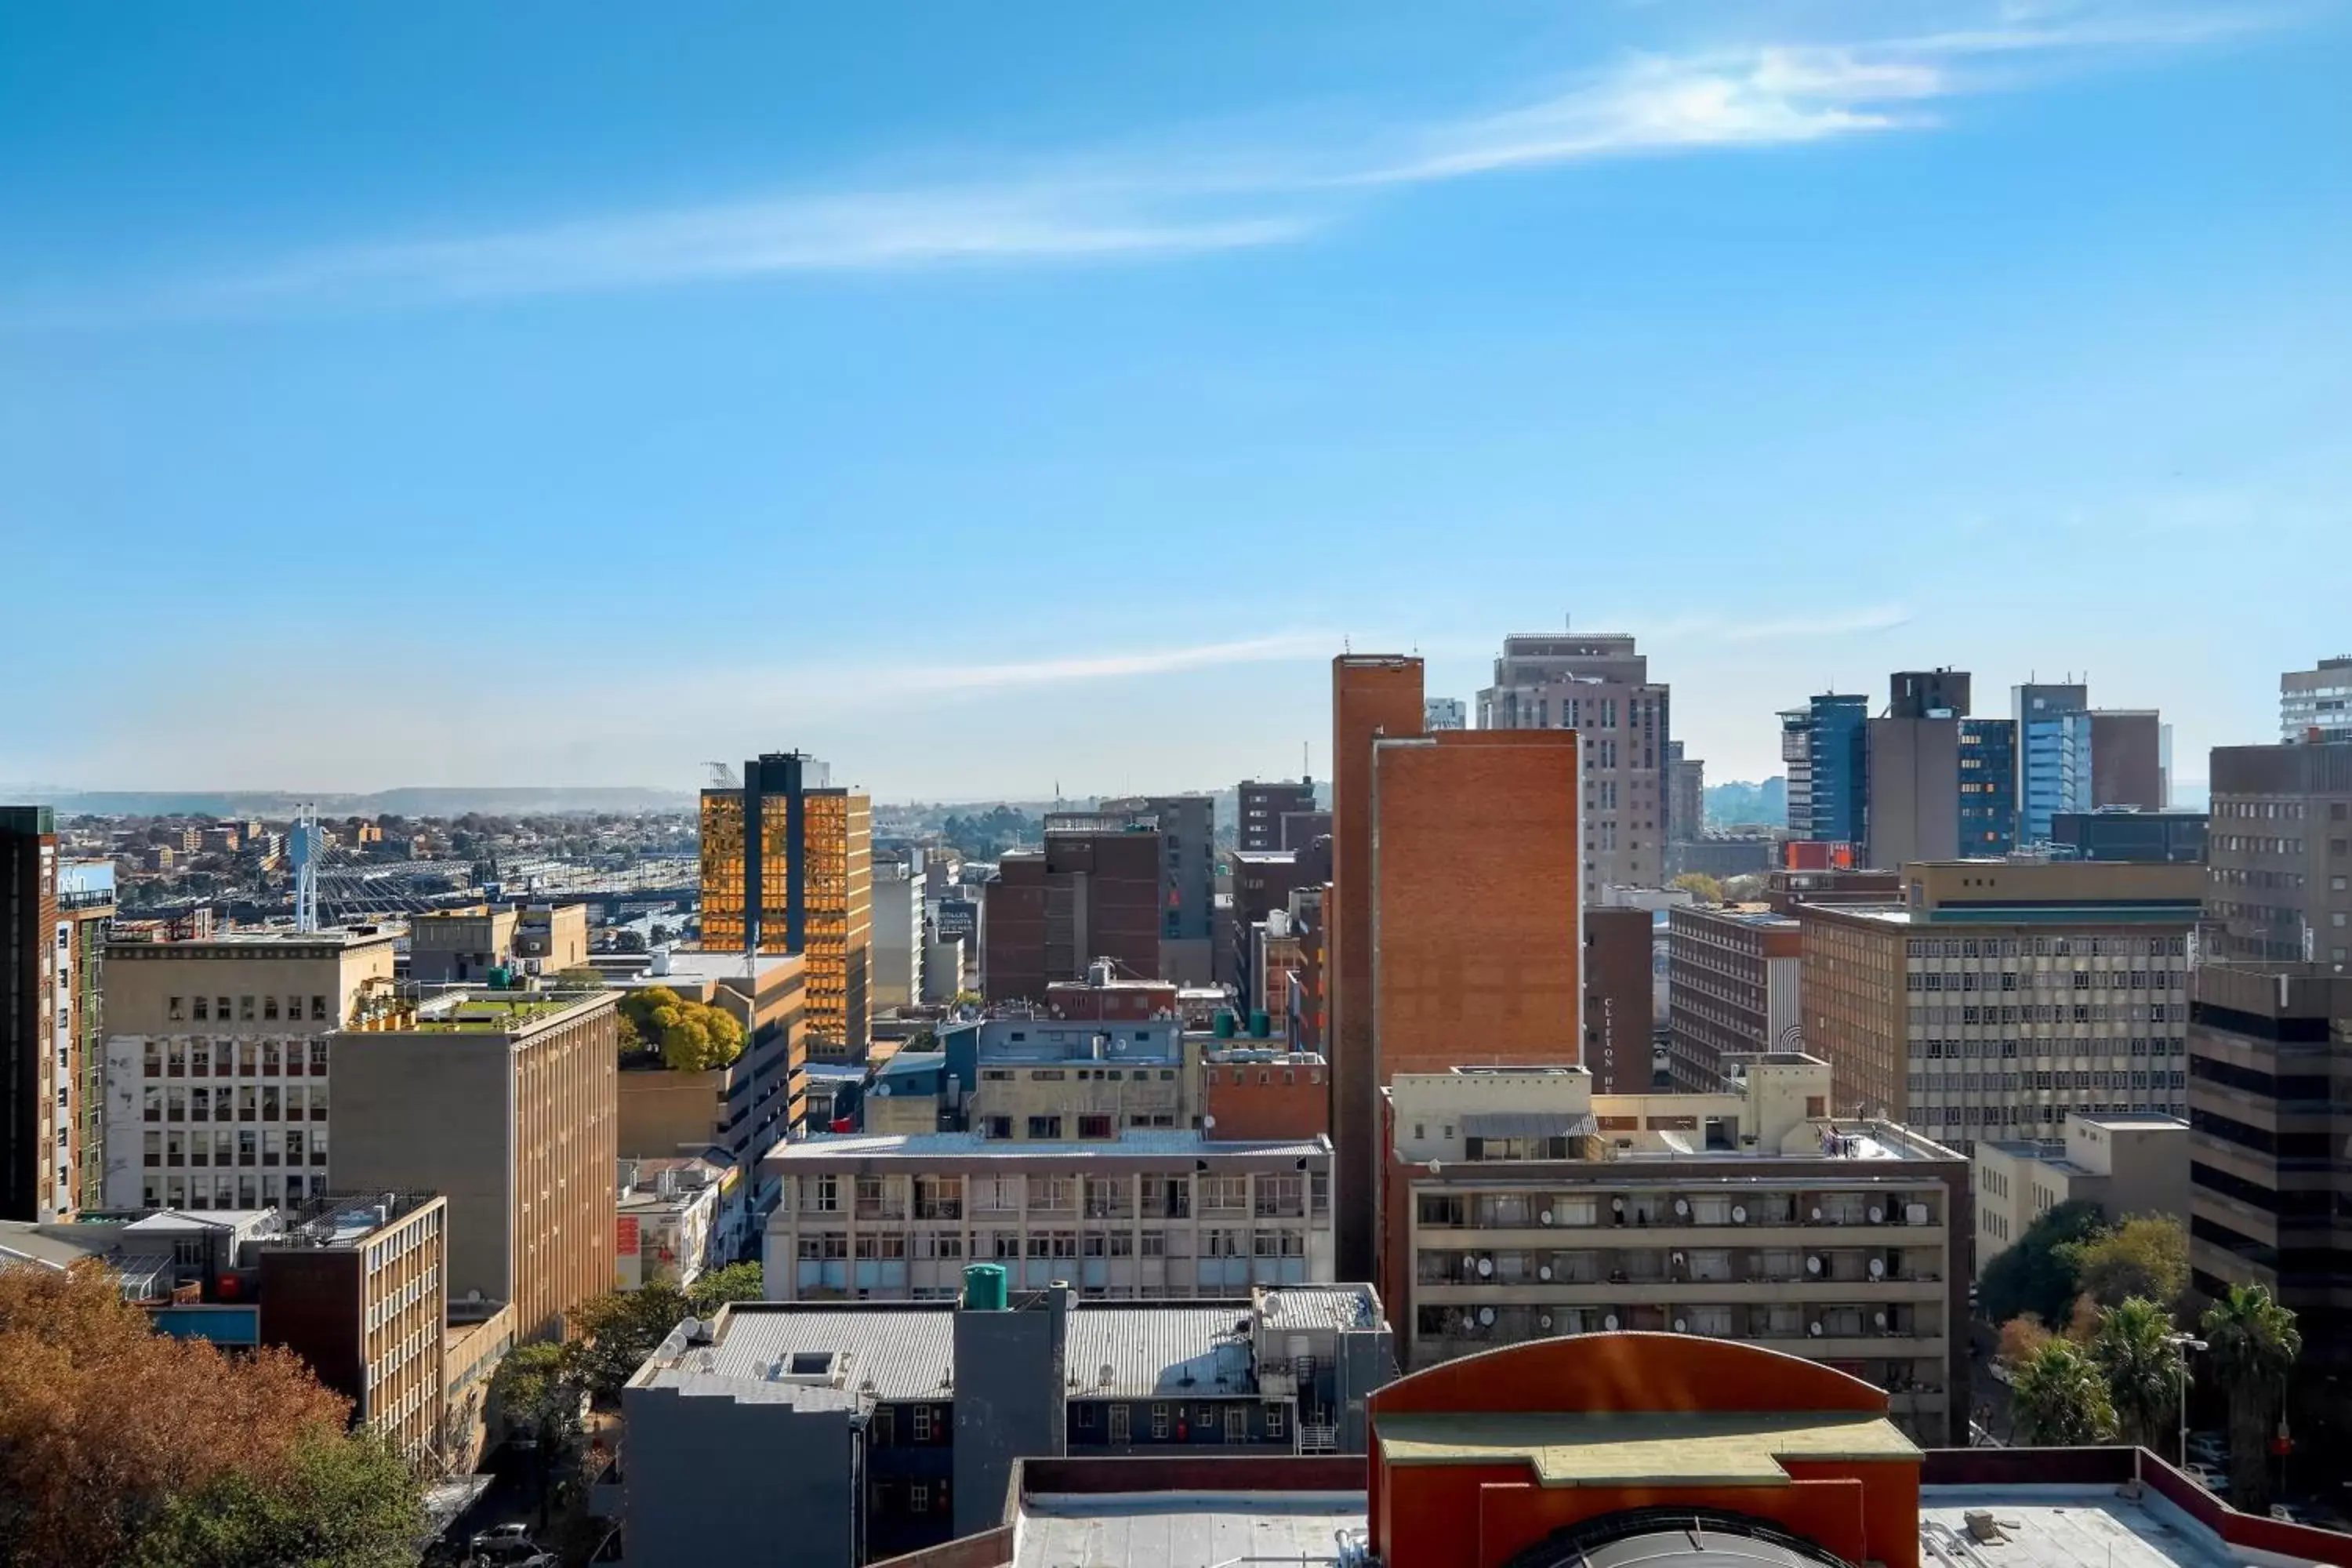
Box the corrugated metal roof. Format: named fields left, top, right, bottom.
left=1254, top=1285, right=1380, bottom=1334
left=1016, top=1495, right=1364, bottom=1568
left=1067, top=1305, right=1256, bottom=1399
left=702, top=1305, right=957, bottom=1401
left=766, top=1131, right=1330, bottom=1162
left=1461, top=1112, right=1596, bottom=1140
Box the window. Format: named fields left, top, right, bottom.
left=912, top=1404, right=934, bottom=1440
left=239, top=995, right=256, bottom=1022
left=985, top=1116, right=1013, bottom=1140
left=263, top=996, right=279, bottom=1021
left=1027, top=1116, right=1064, bottom=1140
left=168, top=996, right=184, bottom=1021
left=310, top=994, right=329, bottom=1021
left=1152, top=1403, right=1171, bottom=1438
left=1265, top=1403, right=1286, bottom=1438
left=1078, top=1114, right=1113, bottom=1139
left=1109, top=1404, right=1131, bottom=1443
left=908, top=1483, right=929, bottom=1515
left=191, top=996, right=209, bottom=1021
left=1225, top=1406, right=1247, bottom=1442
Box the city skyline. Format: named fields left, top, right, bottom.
left=5, top=2, right=2347, bottom=797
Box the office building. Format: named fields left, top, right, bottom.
left=2281, top=655, right=2352, bottom=742
left=1359, top=728, right=1584, bottom=1283
left=1867, top=673, right=1966, bottom=870
left=1225, top=847, right=1317, bottom=1007
left=1421, top=697, right=1465, bottom=732
left=1475, top=630, right=1670, bottom=899
left=331, top=990, right=619, bottom=1339
left=982, top=822, right=1161, bottom=1002
left=256, top=1192, right=450, bottom=1466
left=1762, top=862, right=1903, bottom=916
left=872, top=858, right=924, bottom=1011
left=615, top=1156, right=732, bottom=1290
left=2, top=809, right=114, bottom=1221
left=1091, top=796, right=1217, bottom=984
left=1330, top=653, right=1427, bottom=1279
left=1668, top=740, right=1705, bottom=844
left=1238, top=778, right=1317, bottom=854
left=1780, top=694, right=1869, bottom=848
left=760, top=1128, right=1334, bottom=1302
left=1664, top=906, right=1802, bottom=1091
left=616, top=1283, right=1392, bottom=1568
left=613, top=949, right=808, bottom=1172
left=702, top=752, right=873, bottom=1058
left=1972, top=1112, right=2186, bottom=1266
left=2014, top=682, right=2091, bottom=845
left=2090, top=710, right=2165, bottom=810
left=2205, top=737, right=2352, bottom=965
left=98, top=926, right=401, bottom=1213
left=2051, top=808, right=2207, bottom=864
left=2185, top=964, right=2352, bottom=1366
left=408, top=901, right=587, bottom=986
left=1799, top=861, right=2201, bottom=1153
left=1957, top=717, right=2018, bottom=856
left=1581, top=907, right=1657, bottom=1094
left=1377, top=1057, right=1967, bottom=1443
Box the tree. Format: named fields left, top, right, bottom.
left=1669, top=873, right=1725, bottom=905
left=490, top=1341, right=583, bottom=1446
left=2064, top=1214, right=2188, bottom=1312
left=2089, top=1298, right=2185, bottom=1453
left=687, top=1262, right=764, bottom=1314
left=133, top=1427, right=424, bottom=1568
left=1996, top=1314, right=2053, bottom=1369
left=2201, top=1283, right=2301, bottom=1509
left=2009, top=1338, right=2118, bottom=1446
left=552, top=966, right=608, bottom=991
left=563, top=1285, right=692, bottom=1403
left=0, top=1263, right=418, bottom=1566
left=1976, top=1199, right=2104, bottom=1327
left=615, top=985, right=746, bottom=1072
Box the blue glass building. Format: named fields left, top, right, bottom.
left=1806, top=694, right=1871, bottom=846
left=2013, top=683, right=2090, bottom=845
left=1957, top=718, right=2017, bottom=855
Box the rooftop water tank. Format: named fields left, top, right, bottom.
left=962, top=1262, right=1007, bottom=1311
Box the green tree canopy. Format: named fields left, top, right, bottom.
left=1670, top=873, right=1726, bottom=904
left=2089, top=1297, right=2186, bottom=1453
left=134, top=1426, right=424, bottom=1568
left=615, top=985, right=746, bottom=1072
left=2064, top=1215, right=2188, bottom=1311
left=1977, top=1199, right=2105, bottom=1327
left=2201, top=1283, right=2302, bottom=1509
left=2009, top=1338, right=2118, bottom=1446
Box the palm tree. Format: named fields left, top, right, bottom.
left=2009, top=1338, right=2118, bottom=1446
left=2201, top=1283, right=2302, bottom=1509
left=2089, top=1297, right=2183, bottom=1452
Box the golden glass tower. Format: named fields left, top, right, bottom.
left=701, top=754, right=871, bottom=1060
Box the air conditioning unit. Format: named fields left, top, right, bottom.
left=1905, top=1203, right=1930, bottom=1224
left=1731, top=1206, right=1748, bottom=1225
left=1540, top=1209, right=1555, bottom=1225
left=1603, top=1313, right=1621, bottom=1331
left=1805, top=1254, right=1824, bottom=1276
left=1868, top=1205, right=1885, bottom=1224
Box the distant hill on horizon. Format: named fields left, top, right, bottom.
left=13, top=786, right=699, bottom=818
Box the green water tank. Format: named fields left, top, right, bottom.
left=962, top=1262, right=1007, bottom=1311
left=1213, top=1011, right=1236, bottom=1038
left=1249, top=1009, right=1271, bottom=1038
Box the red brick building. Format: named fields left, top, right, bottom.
left=1200, top=1049, right=1330, bottom=1141
left=982, top=829, right=1162, bottom=1003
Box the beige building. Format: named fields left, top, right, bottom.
left=1378, top=1056, right=1969, bottom=1444
left=408, top=902, right=588, bottom=986
left=331, top=990, right=619, bottom=1340
left=760, top=1129, right=1334, bottom=1302
left=100, top=927, right=401, bottom=1212
left=1798, top=860, right=2202, bottom=1156
left=1972, top=1112, right=2187, bottom=1265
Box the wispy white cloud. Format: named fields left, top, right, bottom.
left=895, top=632, right=1334, bottom=694
left=1631, top=603, right=1915, bottom=642
left=9, top=2, right=2283, bottom=321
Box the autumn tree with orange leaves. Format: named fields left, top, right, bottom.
left=0, top=1262, right=423, bottom=1567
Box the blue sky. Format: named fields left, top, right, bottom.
left=3, top=1, right=2346, bottom=799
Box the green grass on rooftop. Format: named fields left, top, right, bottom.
left=412, top=997, right=579, bottom=1032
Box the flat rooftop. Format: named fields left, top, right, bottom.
left=106, top=926, right=399, bottom=953
left=765, top=1130, right=1330, bottom=1162
left=1015, top=1493, right=1364, bottom=1568
left=1917, top=1486, right=2233, bottom=1568
left=1377, top=1410, right=1917, bottom=1486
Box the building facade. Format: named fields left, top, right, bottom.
left=701, top=752, right=873, bottom=1058
left=2014, top=682, right=2091, bottom=845
left=2205, top=738, right=2352, bottom=965
left=2281, top=655, right=2352, bottom=742
left=1421, top=698, right=1465, bottom=732
left=871, top=858, right=923, bottom=1012
left=2090, top=710, right=2166, bottom=810
left=1581, top=906, right=1656, bottom=1095
left=331, top=990, right=619, bottom=1339
left=1238, top=778, right=1317, bottom=854
left=1798, top=861, right=2201, bottom=1154
left=760, top=1130, right=1335, bottom=1301
left=1780, top=695, right=1868, bottom=849
left=982, top=826, right=1162, bottom=1001
left=1664, top=906, right=1802, bottom=1091
left=1958, top=717, right=2019, bottom=856
left=1476, top=631, right=1670, bottom=900
left=1972, top=1112, right=2186, bottom=1266
left=99, top=927, right=401, bottom=1213
left=2184, top=964, right=2352, bottom=1363
left=2052, top=808, right=2208, bottom=863
left=1668, top=741, right=1705, bottom=844
left=2, top=809, right=114, bottom=1221
left=1091, top=796, right=1217, bottom=984
left=1377, top=1059, right=1968, bottom=1444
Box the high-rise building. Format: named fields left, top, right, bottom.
left=1238, top=778, right=1317, bottom=853
left=1957, top=718, right=2018, bottom=856
left=1581, top=906, right=1657, bottom=1094
left=1094, top=795, right=1217, bottom=984
left=1780, top=695, right=1868, bottom=849
left=2, top=811, right=117, bottom=1221
left=2052, top=809, right=2207, bottom=864
left=331, top=991, right=619, bottom=1341
left=2185, top=964, right=2351, bottom=1363
left=1421, top=697, right=1465, bottom=732
left=98, top=927, right=401, bottom=1213
left=869, top=858, right=923, bottom=1011
left=1867, top=673, right=1968, bottom=871
left=1330, top=653, right=1428, bottom=1279
left=1974, top=1112, right=2185, bottom=1269
left=1476, top=630, right=1669, bottom=898
left=701, top=753, right=873, bottom=1058
left=2013, top=682, right=2091, bottom=845
left=1798, top=861, right=2201, bottom=1155
left=1664, top=906, right=1802, bottom=1091
left=2205, top=738, right=2352, bottom=965
left=2089, top=710, right=2165, bottom=810
left=1668, top=741, right=1705, bottom=844
left=982, top=822, right=1161, bottom=1001
left=2281, top=655, right=2352, bottom=742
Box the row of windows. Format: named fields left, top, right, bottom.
left=1907, top=1069, right=2183, bottom=1091
left=165, top=994, right=332, bottom=1023
left=1907, top=1004, right=2182, bottom=1025
left=797, top=1228, right=1308, bottom=1259
left=1904, top=935, right=2187, bottom=959
left=145, top=1038, right=332, bottom=1075
left=1915, top=1036, right=2178, bottom=1058
left=800, top=1171, right=1324, bottom=1214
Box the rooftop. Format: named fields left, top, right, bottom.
left=1375, top=1409, right=1916, bottom=1485
left=1916, top=1487, right=2232, bottom=1568
left=1257, top=1284, right=1381, bottom=1334
left=400, top=992, right=608, bottom=1033
left=107, top=925, right=399, bottom=954
left=764, top=1130, right=1331, bottom=1163
left=1014, top=1493, right=1364, bottom=1568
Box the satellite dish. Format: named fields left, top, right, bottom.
left=1809, top=1207, right=1824, bottom=1221
left=1538, top=1265, right=1553, bottom=1281
left=1674, top=1318, right=1688, bottom=1334
left=1809, top=1322, right=1824, bottom=1337
left=1806, top=1256, right=1822, bottom=1275
left=1874, top=1312, right=1888, bottom=1329
left=1476, top=1306, right=1496, bottom=1327
left=1868, top=1205, right=1884, bottom=1224
left=1540, top=1210, right=1554, bottom=1226
left=1426, top=1159, right=1442, bottom=1175
left=1603, top=1313, right=1620, bottom=1331
left=1538, top=1314, right=1553, bottom=1330
left=1731, top=1206, right=1747, bottom=1225
left=1611, top=1197, right=1625, bottom=1212
left=1867, top=1258, right=1886, bottom=1279
left=1674, top=1198, right=1690, bottom=1217
left=1475, top=1257, right=1493, bottom=1278
left=873, top=1083, right=890, bottom=1097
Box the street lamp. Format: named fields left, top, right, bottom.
left=2166, top=1334, right=2208, bottom=1466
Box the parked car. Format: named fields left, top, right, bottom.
left=2270, top=1504, right=2307, bottom=1524
left=2183, top=1463, right=2229, bottom=1496
left=2186, top=1432, right=2230, bottom=1467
